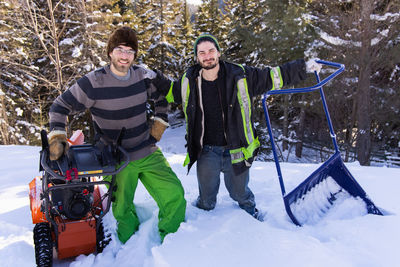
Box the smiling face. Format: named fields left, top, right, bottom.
left=196, top=41, right=220, bottom=70
left=109, top=45, right=135, bottom=76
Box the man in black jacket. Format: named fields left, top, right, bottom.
left=160, top=33, right=321, bottom=220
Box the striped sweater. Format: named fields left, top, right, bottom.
left=49, top=65, right=168, bottom=161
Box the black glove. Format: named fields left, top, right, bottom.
left=152, top=70, right=172, bottom=96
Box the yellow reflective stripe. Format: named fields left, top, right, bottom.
left=230, top=147, right=245, bottom=164
left=233, top=63, right=259, bottom=165
left=243, top=78, right=256, bottom=143
left=270, top=66, right=283, bottom=90
left=230, top=137, right=260, bottom=164
left=237, top=77, right=254, bottom=145
left=166, top=82, right=174, bottom=103
left=183, top=153, right=190, bottom=166
left=247, top=137, right=260, bottom=157
left=181, top=74, right=190, bottom=131
left=231, top=156, right=245, bottom=164
left=181, top=73, right=191, bottom=167
left=235, top=64, right=256, bottom=146
left=181, top=73, right=188, bottom=106
left=237, top=79, right=249, bottom=144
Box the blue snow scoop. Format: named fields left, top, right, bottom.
left=262, top=60, right=383, bottom=226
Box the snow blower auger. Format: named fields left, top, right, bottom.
left=262, top=60, right=383, bottom=226
left=29, top=129, right=129, bottom=266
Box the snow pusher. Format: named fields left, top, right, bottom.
left=262, top=60, right=383, bottom=226
left=29, top=129, right=129, bottom=266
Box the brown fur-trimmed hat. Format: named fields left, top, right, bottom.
left=107, top=27, right=138, bottom=59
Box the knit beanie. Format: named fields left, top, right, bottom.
left=107, top=27, right=138, bottom=59
left=193, top=33, right=221, bottom=58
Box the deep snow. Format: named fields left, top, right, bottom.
left=0, top=125, right=399, bottom=267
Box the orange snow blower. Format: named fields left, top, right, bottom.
left=29, top=129, right=129, bottom=266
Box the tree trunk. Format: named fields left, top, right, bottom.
left=26, top=0, right=68, bottom=95
left=254, top=96, right=266, bottom=127
left=0, top=93, right=11, bottom=145
left=356, top=0, right=373, bottom=166
left=282, top=95, right=289, bottom=151
left=295, top=96, right=306, bottom=158
left=344, top=98, right=357, bottom=162
left=160, top=0, right=165, bottom=73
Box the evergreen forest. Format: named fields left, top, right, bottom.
left=1, top=0, right=399, bottom=166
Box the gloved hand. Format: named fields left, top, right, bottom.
left=152, top=70, right=172, bottom=96
left=48, top=130, right=68, bottom=161
left=150, top=117, right=169, bottom=141
left=306, top=58, right=322, bottom=74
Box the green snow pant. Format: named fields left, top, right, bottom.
left=106, top=148, right=186, bottom=243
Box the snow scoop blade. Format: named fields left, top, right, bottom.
left=284, top=153, right=382, bottom=225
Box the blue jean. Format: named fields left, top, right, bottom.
left=195, top=145, right=256, bottom=215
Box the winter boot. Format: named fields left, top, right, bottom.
left=252, top=208, right=265, bottom=222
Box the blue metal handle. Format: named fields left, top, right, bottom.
left=261, top=60, right=345, bottom=197
left=266, top=60, right=344, bottom=95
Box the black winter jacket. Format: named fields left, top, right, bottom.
left=160, top=59, right=307, bottom=174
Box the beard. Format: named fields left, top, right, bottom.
left=110, top=57, right=133, bottom=74
left=199, top=59, right=218, bottom=70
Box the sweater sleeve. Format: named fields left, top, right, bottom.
left=144, top=69, right=169, bottom=122
left=49, top=78, right=95, bottom=131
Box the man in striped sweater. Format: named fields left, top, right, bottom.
left=48, top=27, right=186, bottom=244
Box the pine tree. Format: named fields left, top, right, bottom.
left=0, top=0, right=119, bottom=144
left=224, top=0, right=315, bottom=158
left=1, top=0, right=74, bottom=144
left=172, top=0, right=196, bottom=74
left=309, top=0, right=400, bottom=165
left=137, top=0, right=181, bottom=77
left=224, top=0, right=266, bottom=64
left=0, top=0, right=27, bottom=144
left=193, top=0, right=230, bottom=55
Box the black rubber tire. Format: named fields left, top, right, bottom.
left=96, top=221, right=111, bottom=253
left=33, top=223, right=53, bottom=267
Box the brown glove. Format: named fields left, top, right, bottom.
left=150, top=117, right=169, bottom=141
left=48, top=130, right=68, bottom=161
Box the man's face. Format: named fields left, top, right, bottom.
left=109, top=45, right=135, bottom=76
left=196, top=41, right=220, bottom=70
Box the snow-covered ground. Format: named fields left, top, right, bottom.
left=1, top=125, right=399, bottom=267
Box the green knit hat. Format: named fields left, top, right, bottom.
left=193, top=33, right=221, bottom=57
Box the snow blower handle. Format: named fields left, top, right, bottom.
left=39, top=129, right=130, bottom=180
left=40, top=145, right=130, bottom=180
left=266, top=60, right=345, bottom=96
